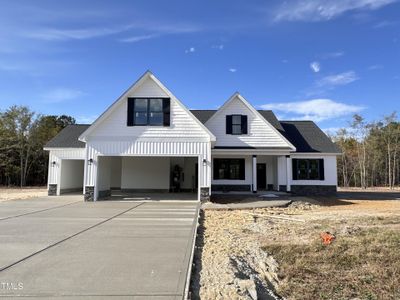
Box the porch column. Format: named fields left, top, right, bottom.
left=277, top=156, right=287, bottom=192
left=286, top=156, right=291, bottom=192
left=252, top=155, right=257, bottom=193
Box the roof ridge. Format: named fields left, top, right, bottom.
left=280, top=120, right=315, bottom=123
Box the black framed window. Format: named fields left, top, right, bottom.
left=148, top=99, right=163, bottom=125
left=232, top=115, right=242, bottom=135
left=226, top=115, right=248, bottom=135
left=213, top=158, right=245, bottom=180
left=127, top=98, right=170, bottom=126
left=134, top=99, right=148, bottom=125
left=292, top=159, right=324, bottom=180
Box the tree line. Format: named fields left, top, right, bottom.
left=1, top=105, right=399, bottom=189
left=0, top=105, right=75, bottom=187
left=331, top=113, right=400, bottom=189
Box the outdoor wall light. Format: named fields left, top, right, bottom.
left=51, top=161, right=56, bottom=167
left=88, top=158, right=93, bottom=165
left=202, top=158, right=207, bottom=166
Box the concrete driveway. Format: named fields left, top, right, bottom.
left=0, top=195, right=199, bottom=299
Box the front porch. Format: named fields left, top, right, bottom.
left=211, top=150, right=291, bottom=194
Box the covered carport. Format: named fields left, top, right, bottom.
left=96, top=156, right=198, bottom=201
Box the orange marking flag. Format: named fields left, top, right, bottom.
left=320, top=232, right=335, bottom=245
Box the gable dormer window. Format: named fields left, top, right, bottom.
left=127, top=98, right=170, bottom=126
left=226, top=115, right=248, bottom=135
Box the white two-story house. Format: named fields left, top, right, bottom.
left=44, top=71, right=341, bottom=201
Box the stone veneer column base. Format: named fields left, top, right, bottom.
left=48, top=184, right=57, bottom=196
left=291, top=185, right=337, bottom=196
left=278, top=185, right=287, bottom=192
left=84, top=186, right=95, bottom=201
left=200, top=187, right=210, bottom=202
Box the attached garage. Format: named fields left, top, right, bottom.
left=96, top=156, right=198, bottom=200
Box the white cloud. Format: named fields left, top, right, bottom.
left=229, top=68, right=237, bottom=73
left=119, top=34, right=159, bottom=43
left=212, top=44, right=224, bottom=50
left=368, top=64, right=383, bottom=70
left=373, top=20, right=397, bottom=28
left=23, top=26, right=132, bottom=41
left=321, top=51, right=344, bottom=59
left=282, top=59, right=289, bottom=63
left=185, top=47, right=195, bottom=53
left=316, top=71, right=359, bottom=87
left=260, top=99, right=365, bottom=122
left=41, top=88, right=84, bottom=103
left=310, top=61, right=321, bottom=72
left=273, top=0, right=397, bottom=22
left=21, top=22, right=201, bottom=42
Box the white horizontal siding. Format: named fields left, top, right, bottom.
left=87, top=80, right=209, bottom=139
left=205, top=96, right=290, bottom=148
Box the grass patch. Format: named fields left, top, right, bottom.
left=263, top=226, right=400, bottom=300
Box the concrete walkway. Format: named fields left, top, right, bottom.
left=202, top=199, right=292, bottom=210
left=0, top=195, right=199, bottom=299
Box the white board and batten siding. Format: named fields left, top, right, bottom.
left=205, top=95, right=290, bottom=148
left=46, top=148, right=85, bottom=194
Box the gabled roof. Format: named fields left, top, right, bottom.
left=191, top=109, right=284, bottom=131
left=78, top=71, right=216, bottom=142
left=203, top=93, right=296, bottom=150
left=44, top=124, right=89, bottom=148
left=280, top=121, right=341, bottom=153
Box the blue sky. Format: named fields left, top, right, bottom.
left=0, top=0, right=399, bottom=132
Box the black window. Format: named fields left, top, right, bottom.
left=226, top=115, right=248, bottom=135
left=213, top=158, right=245, bottom=180
left=127, top=98, right=170, bottom=126
left=292, top=159, right=324, bottom=180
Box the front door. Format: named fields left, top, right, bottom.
left=257, top=163, right=266, bottom=190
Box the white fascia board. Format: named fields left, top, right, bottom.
left=211, top=149, right=292, bottom=156
left=43, top=147, right=85, bottom=151
left=291, top=152, right=341, bottom=156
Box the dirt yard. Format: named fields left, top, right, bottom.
left=0, top=187, right=47, bottom=202
left=191, top=191, right=400, bottom=300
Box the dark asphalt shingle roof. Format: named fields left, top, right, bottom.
left=44, top=112, right=340, bottom=153
left=190, top=109, right=284, bottom=131
left=280, top=121, right=341, bottom=153
left=44, top=124, right=90, bottom=148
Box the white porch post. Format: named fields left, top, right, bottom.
left=277, top=156, right=287, bottom=192
left=286, top=156, right=291, bottom=192
left=252, top=155, right=257, bottom=193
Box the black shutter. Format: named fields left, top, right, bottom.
left=127, top=98, right=135, bottom=126
left=241, top=115, right=248, bottom=134
left=163, top=98, right=170, bottom=126
left=292, top=159, right=298, bottom=180
left=226, top=115, right=232, bottom=134
left=213, top=159, right=219, bottom=179
left=318, top=159, right=325, bottom=180
left=239, top=159, right=245, bottom=180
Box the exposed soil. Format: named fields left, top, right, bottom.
left=0, top=187, right=47, bottom=202
left=191, top=191, right=400, bottom=300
